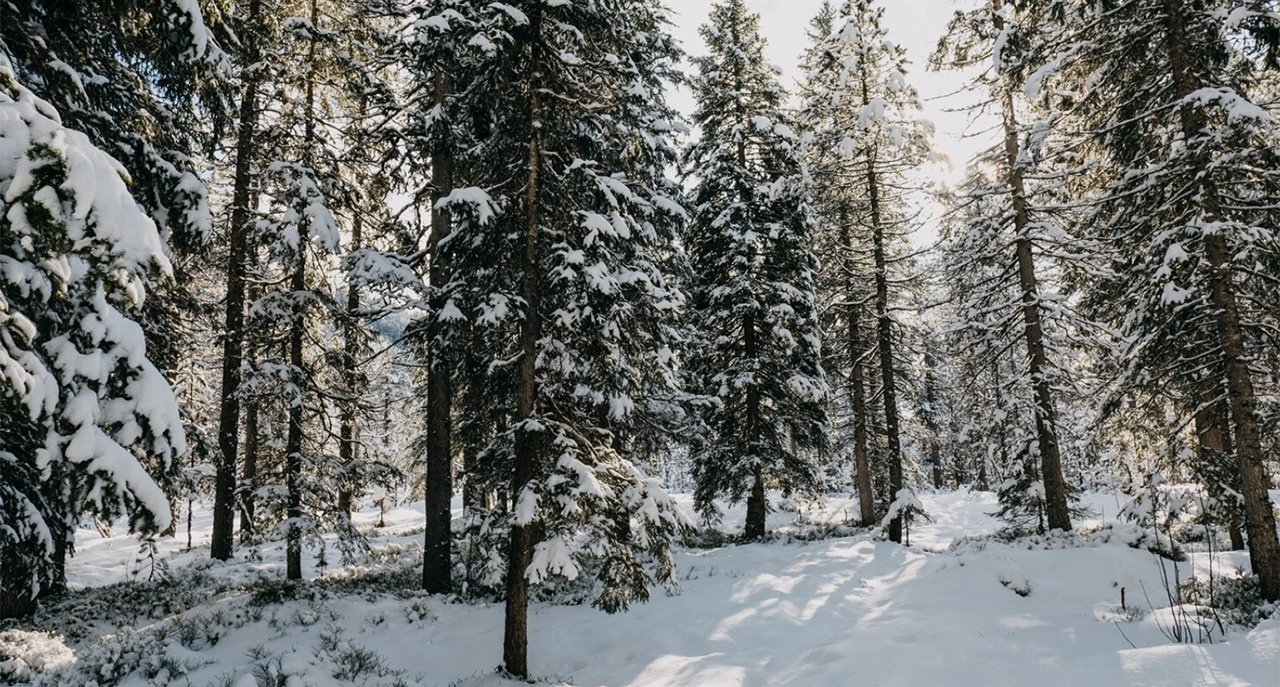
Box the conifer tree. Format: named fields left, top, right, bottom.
left=419, top=1, right=692, bottom=675
left=806, top=0, right=931, bottom=543
left=932, top=0, right=1085, bottom=531
left=684, top=0, right=828, bottom=541
left=800, top=1, right=877, bottom=524
left=0, top=59, right=186, bottom=618
left=211, top=0, right=268, bottom=561
left=1013, top=0, right=1280, bottom=599
left=398, top=0, right=474, bottom=596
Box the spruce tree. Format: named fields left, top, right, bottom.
left=421, top=1, right=692, bottom=675
left=932, top=0, right=1085, bottom=531
left=805, top=0, right=931, bottom=543
left=0, top=60, right=186, bottom=618
left=684, top=0, right=828, bottom=541
left=800, top=1, right=877, bottom=524
left=1014, top=0, right=1280, bottom=599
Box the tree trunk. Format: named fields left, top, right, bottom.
left=284, top=0, right=318, bottom=582
left=840, top=215, right=874, bottom=525
left=868, top=156, right=902, bottom=543
left=240, top=360, right=259, bottom=542
left=745, top=467, right=767, bottom=539
left=1162, top=0, right=1280, bottom=601
left=743, top=308, right=767, bottom=540
left=211, top=0, right=264, bottom=562
left=0, top=584, right=35, bottom=620
left=424, top=66, right=456, bottom=595
left=857, top=70, right=904, bottom=543
left=284, top=248, right=305, bottom=581
left=1194, top=382, right=1244, bottom=549
left=504, top=6, right=543, bottom=676
left=992, top=0, right=1072, bottom=532
left=338, top=210, right=362, bottom=518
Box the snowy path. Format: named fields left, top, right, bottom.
left=37, top=491, right=1280, bottom=686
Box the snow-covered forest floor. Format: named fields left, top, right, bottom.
left=4, top=490, right=1277, bottom=687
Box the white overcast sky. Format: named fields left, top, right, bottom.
left=665, top=0, right=996, bottom=192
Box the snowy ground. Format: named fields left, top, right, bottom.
left=7, top=490, right=1277, bottom=686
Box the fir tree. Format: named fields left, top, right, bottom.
left=800, top=1, right=877, bottom=524
left=805, top=0, right=931, bottom=543
left=683, top=0, right=828, bottom=541
left=418, top=1, right=693, bottom=675
left=1014, top=0, right=1280, bottom=599
left=0, top=60, right=186, bottom=618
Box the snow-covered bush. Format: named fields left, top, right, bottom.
left=0, top=629, right=75, bottom=681
left=999, top=568, right=1032, bottom=596
left=1, top=53, right=185, bottom=616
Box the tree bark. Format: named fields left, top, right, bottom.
left=993, top=0, right=1072, bottom=532
left=745, top=466, right=767, bottom=539
left=1193, top=389, right=1244, bottom=550
left=211, top=0, right=263, bottom=562
left=240, top=346, right=259, bottom=542
left=424, top=66, right=456, bottom=595
left=1162, top=0, right=1280, bottom=601
left=284, top=0, right=319, bottom=582
left=338, top=210, right=362, bottom=518
left=839, top=215, right=874, bottom=525
left=504, top=5, right=543, bottom=676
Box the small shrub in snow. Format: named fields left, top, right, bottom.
left=949, top=523, right=1183, bottom=560
left=2, top=567, right=228, bottom=643
left=405, top=599, right=434, bottom=624
left=999, top=568, right=1031, bottom=596
left=0, top=630, right=76, bottom=681
left=1181, top=572, right=1274, bottom=631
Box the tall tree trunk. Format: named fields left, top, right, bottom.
left=284, top=0, right=319, bottom=582
left=504, top=6, right=543, bottom=676
left=240, top=335, right=259, bottom=542
left=424, top=66, right=456, bottom=595
left=284, top=250, right=305, bottom=581
left=1194, top=386, right=1244, bottom=550
left=840, top=215, right=874, bottom=525
left=858, top=71, right=904, bottom=543
left=734, top=38, right=767, bottom=539
left=866, top=157, right=902, bottom=542
left=744, top=312, right=767, bottom=539
left=211, top=0, right=264, bottom=561
left=338, top=211, right=362, bottom=518
left=993, top=0, right=1072, bottom=532
left=746, top=466, right=767, bottom=539
left=1162, top=0, right=1280, bottom=601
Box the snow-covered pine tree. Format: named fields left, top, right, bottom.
left=1012, top=0, right=1280, bottom=599
left=931, top=0, right=1091, bottom=532
left=683, top=0, right=828, bottom=541
left=805, top=0, right=931, bottom=543
left=2, top=0, right=229, bottom=553
left=0, top=59, right=186, bottom=618
left=415, top=1, right=691, bottom=676
left=241, top=0, right=396, bottom=578
left=800, top=1, right=877, bottom=524
left=211, top=0, right=269, bottom=561
left=396, top=0, right=477, bottom=596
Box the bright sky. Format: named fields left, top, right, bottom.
left=666, top=0, right=998, bottom=242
